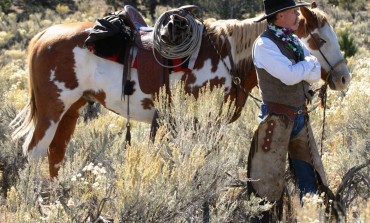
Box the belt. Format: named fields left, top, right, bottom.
left=264, top=101, right=307, bottom=122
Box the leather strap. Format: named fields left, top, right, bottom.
left=122, top=42, right=134, bottom=100
left=265, top=101, right=306, bottom=122
left=262, top=119, right=276, bottom=152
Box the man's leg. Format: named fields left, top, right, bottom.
left=248, top=115, right=293, bottom=221
left=290, top=158, right=318, bottom=200
left=288, top=118, right=328, bottom=200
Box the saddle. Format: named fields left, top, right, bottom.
left=126, top=5, right=197, bottom=94
left=85, top=5, right=197, bottom=95
left=126, top=5, right=168, bottom=95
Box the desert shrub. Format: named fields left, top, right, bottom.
left=0, top=0, right=11, bottom=13
left=338, top=29, right=358, bottom=58
left=0, top=1, right=369, bottom=222
left=1, top=160, right=44, bottom=222
left=0, top=82, right=271, bottom=222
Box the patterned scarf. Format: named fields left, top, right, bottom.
left=267, top=23, right=304, bottom=59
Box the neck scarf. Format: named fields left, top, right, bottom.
left=267, top=23, right=303, bottom=59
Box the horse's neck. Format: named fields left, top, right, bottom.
left=228, top=19, right=267, bottom=64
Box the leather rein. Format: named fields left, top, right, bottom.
left=308, top=29, right=347, bottom=154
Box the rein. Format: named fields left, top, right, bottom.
left=309, top=31, right=347, bottom=82
left=308, top=30, right=346, bottom=155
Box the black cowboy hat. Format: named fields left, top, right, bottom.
left=255, top=0, right=311, bottom=22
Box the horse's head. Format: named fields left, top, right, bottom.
left=296, top=3, right=350, bottom=90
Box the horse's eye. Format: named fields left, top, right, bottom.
left=319, top=38, right=326, bottom=45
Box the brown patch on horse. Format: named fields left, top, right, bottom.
left=232, top=57, right=256, bottom=94
left=180, top=71, right=226, bottom=97
left=295, top=19, right=310, bottom=38
left=36, top=23, right=93, bottom=89
left=141, top=98, right=154, bottom=110
left=85, top=90, right=107, bottom=107
left=48, top=97, right=87, bottom=177
left=208, top=76, right=227, bottom=90
left=229, top=58, right=257, bottom=121
left=320, top=67, right=329, bottom=83
left=192, top=34, right=226, bottom=73
left=181, top=72, right=197, bottom=94
left=296, top=7, right=328, bottom=39
left=306, top=33, right=323, bottom=50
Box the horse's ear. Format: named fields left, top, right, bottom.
left=311, top=2, right=317, bottom=9
left=300, top=6, right=318, bottom=30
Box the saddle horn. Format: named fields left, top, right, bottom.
left=179, top=5, right=198, bottom=13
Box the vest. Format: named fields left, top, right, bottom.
left=255, top=30, right=311, bottom=107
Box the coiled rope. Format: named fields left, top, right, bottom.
left=152, top=9, right=202, bottom=68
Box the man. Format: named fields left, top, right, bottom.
left=248, top=0, right=329, bottom=221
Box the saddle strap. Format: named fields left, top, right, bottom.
left=122, top=43, right=134, bottom=100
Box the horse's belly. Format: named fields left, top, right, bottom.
left=106, top=94, right=156, bottom=124
left=73, top=47, right=156, bottom=123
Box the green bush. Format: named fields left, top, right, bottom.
left=0, top=0, right=12, bottom=13
left=338, top=29, right=358, bottom=58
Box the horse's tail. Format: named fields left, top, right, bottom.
left=9, top=30, right=45, bottom=154
left=9, top=94, right=36, bottom=154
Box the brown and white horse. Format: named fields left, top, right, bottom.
left=10, top=6, right=350, bottom=177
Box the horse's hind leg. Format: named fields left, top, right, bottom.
left=48, top=98, right=87, bottom=177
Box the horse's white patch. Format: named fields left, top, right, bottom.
left=228, top=35, right=253, bottom=64
left=50, top=69, right=83, bottom=110
left=28, top=121, right=58, bottom=160
left=191, top=58, right=232, bottom=91
left=54, top=161, right=63, bottom=169
left=299, top=23, right=349, bottom=90
left=73, top=47, right=156, bottom=123
left=299, top=23, right=343, bottom=73
left=71, top=45, right=232, bottom=123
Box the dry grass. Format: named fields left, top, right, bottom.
left=0, top=1, right=369, bottom=222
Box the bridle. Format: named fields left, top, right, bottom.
left=308, top=29, right=347, bottom=154
left=308, top=30, right=347, bottom=85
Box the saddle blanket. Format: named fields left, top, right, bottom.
left=131, top=50, right=191, bottom=74
left=99, top=25, right=203, bottom=74
left=98, top=44, right=200, bottom=74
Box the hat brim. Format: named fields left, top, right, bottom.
left=254, top=2, right=311, bottom=22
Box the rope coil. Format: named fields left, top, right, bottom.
left=152, top=9, right=202, bottom=68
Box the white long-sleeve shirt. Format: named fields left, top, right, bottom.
left=253, top=36, right=321, bottom=85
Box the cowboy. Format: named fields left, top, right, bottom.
left=248, top=0, right=329, bottom=221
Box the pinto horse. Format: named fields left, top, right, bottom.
left=11, top=5, right=350, bottom=177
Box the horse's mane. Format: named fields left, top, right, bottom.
left=203, top=7, right=328, bottom=62
left=204, top=18, right=267, bottom=64
left=296, top=7, right=328, bottom=38
left=308, top=8, right=328, bottom=28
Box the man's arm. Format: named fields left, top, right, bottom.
left=253, top=37, right=321, bottom=85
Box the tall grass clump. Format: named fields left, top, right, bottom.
left=0, top=1, right=369, bottom=222
left=112, top=82, right=271, bottom=222
left=0, top=82, right=270, bottom=222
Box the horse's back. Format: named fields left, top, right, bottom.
left=29, top=22, right=93, bottom=60
left=28, top=22, right=94, bottom=90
